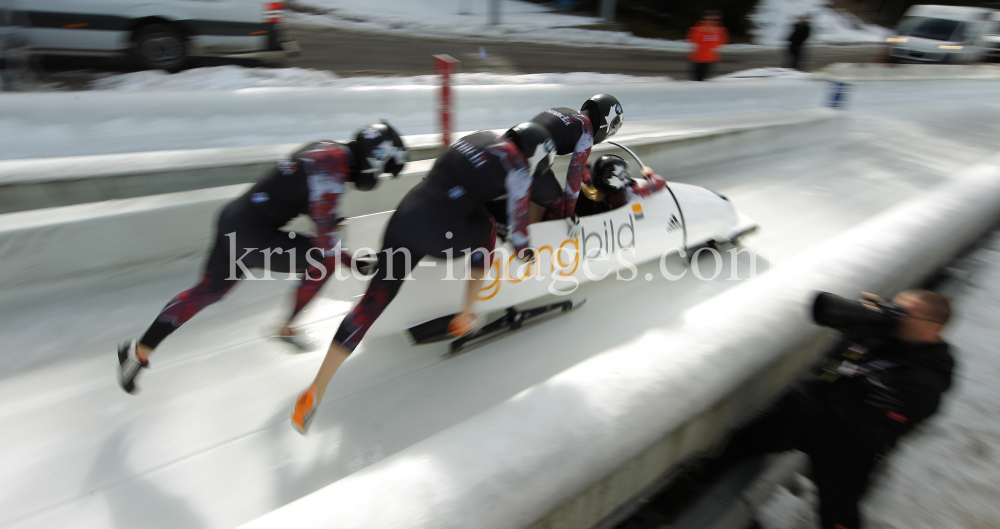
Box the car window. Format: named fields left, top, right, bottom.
left=897, top=16, right=963, bottom=41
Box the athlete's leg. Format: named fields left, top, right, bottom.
left=450, top=216, right=497, bottom=336
left=313, top=244, right=421, bottom=402
left=461, top=266, right=488, bottom=314
left=292, top=244, right=420, bottom=432
left=138, top=234, right=240, bottom=359
left=246, top=229, right=328, bottom=338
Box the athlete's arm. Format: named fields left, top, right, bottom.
left=607, top=172, right=667, bottom=209
left=628, top=172, right=667, bottom=200
left=291, top=145, right=356, bottom=318
left=302, top=147, right=350, bottom=254
left=505, top=154, right=534, bottom=254
left=560, top=117, right=594, bottom=219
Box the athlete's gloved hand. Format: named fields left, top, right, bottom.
left=496, top=221, right=510, bottom=243
left=566, top=214, right=583, bottom=239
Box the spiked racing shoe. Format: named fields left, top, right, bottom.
left=274, top=326, right=316, bottom=353
left=291, top=385, right=318, bottom=435
left=447, top=312, right=483, bottom=338
left=117, top=339, right=148, bottom=394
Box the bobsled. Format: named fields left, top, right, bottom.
left=358, top=175, right=758, bottom=342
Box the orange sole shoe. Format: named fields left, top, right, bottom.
left=447, top=313, right=472, bottom=337
left=291, top=385, right=317, bottom=435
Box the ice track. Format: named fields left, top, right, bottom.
left=1, top=80, right=999, bottom=528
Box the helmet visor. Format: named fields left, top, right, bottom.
left=606, top=105, right=624, bottom=138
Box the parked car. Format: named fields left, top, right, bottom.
left=886, top=4, right=999, bottom=64
left=11, top=0, right=298, bottom=72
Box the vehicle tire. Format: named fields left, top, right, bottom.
left=132, top=23, right=187, bottom=72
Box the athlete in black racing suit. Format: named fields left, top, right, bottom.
left=116, top=123, right=407, bottom=395
left=291, top=123, right=557, bottom=433
left=527, top=94, right=624, bottom=227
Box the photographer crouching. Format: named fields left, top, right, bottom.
left=718, top=290, right=955, bottom=529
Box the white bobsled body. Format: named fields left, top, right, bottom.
left=348, top=181, right=758, bottom=337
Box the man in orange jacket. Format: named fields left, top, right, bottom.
left=687, top=11, right=728, bottom=81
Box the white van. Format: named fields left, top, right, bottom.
left=886, top=4, right=999, bottom=64
left=9, top=0, right=297, bottom=71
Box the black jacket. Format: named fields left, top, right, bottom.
left=788, top=22, right=811, bottom=47
left=803, top=338, right=954, bottom=453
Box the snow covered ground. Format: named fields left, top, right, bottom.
left=714, top=67, right=817, bottom=81
left=85, top=65, right=814, bottom=92
left=288, top=0, right=890, bottom=48
left=288, top=0, right=691, bottom=51
left=750, top=0, right=892, bottom=46
left=90, top=67, right=673, bottom=92
left=757, top=230, right=1000, bottom=529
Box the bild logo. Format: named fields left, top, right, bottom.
left=581, top=214, right=636, bottom=259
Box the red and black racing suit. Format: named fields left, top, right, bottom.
left=605, top=173, right=667, bottom=208
left=576, top=171, right=668, bottom=216
left=529, top=107, right=594, bottom=220
left=331, top=131, right=533, bottom=351
left=139, top=141, right=357, bottom=350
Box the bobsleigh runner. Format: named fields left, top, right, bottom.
left=394, top=147, right=758, bottom=354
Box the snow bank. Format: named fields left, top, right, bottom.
left=749, top=0, right=892, bottom=45
left=289, top=11, right=692, bottom=51
left=287, top=0, right=887, bottom=49
left=286, top=0, right=693, bottom=50
left=714, top=67, right=818, bottom=81
left=90, top=66, right=341, bottom=91
left=91, top=66, right=673, bottom=91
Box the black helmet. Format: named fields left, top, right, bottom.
left=350, top=121, right=408, bottom=191
left=591, top=154, right=635, bottom=194
left=503, top=121, right=556, bottom=179
left=581, top=94, right=624, bottom=145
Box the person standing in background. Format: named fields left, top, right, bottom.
left=787, top=15, right=812, bottom=71
left=687, top=11, right=728, bottom=82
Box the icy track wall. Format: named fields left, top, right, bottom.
left=0, top=80, right=827, bottom=160
left=240, top=154, right=1000, bottom=529
left=0, top=109, right=838, bottom=289
left=0, top=109, right=834, bottom=214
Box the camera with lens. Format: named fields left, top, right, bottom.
left=811, top=291, right=907, bottom=338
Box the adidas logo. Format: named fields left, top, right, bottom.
left=666, top=214, right=682, bottom=233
